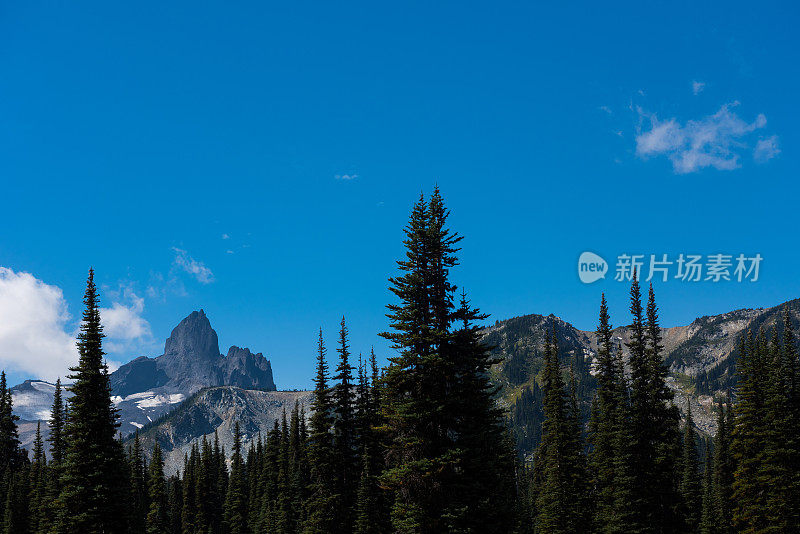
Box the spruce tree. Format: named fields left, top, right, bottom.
left=699, top=445, right=715, bottom=534
left=534, top=327, right=582, bottom=534
left=588, top=294, right=638, bottom=534
left=644, top=283, right=683, bottom=533
left=302, top=329, right=338, bottom=533
left=0, top=371, right=23, bottom=473
left=47, top=378, right=65, bottom=501
left=57, top=269, right=128, bottom=533
left=763, top=308, right=800, bottom=532
left=29, top=421, right=47, bottom=534
left=331, top=316, right=357, bottom=532
left=225, top=422, right=249, bottom=534
left=731, top=333, right=770, bottom=531
left=128, top=432, right=148, bottom=533
left=679, top=400, right=702, bottom=532
left=146, top=444, right=168, bottom=534
left=712, top=399, right=733, bottom=533
left=380, top=189, right=515, bottom=534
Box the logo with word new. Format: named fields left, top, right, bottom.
left=578, top=252, right=607, bottom=284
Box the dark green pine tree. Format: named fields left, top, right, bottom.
left=3, top=471, right=29, bottom=534
left=379, top=193, right=433, bottom=533
left=731, top=333, right=771, bottom=532
left=644, top=283, right=683, bottom=533
left=167, top=475, right=183, bottom=534
left=128, top=432, right=148, bottom=533
left=711, top=398, right=733, bottom=534
left=626, top=272, right=650, bottom=528
left=302, top=330, right=338, bottom=534
left=56, top=269, right=128, bottom=534
left=699, top=444, right=715, bottom=534
left=46, top=377, right=66, bottom=521
left=353, top=352, right=386, bottom=534
left=146, top=444, right=169, bottom=534
left=181, top=450, right=197, bottom=534
left=534, top=327, right=583, bottom=534
left=446, top=289, right=517, bottom=534
left=380, top=190, right=516, bottom=533
left=225, top=422, right=250, bottom=534
left=0, top=371, right=24, bottom=473
left=288, top=401, right=308, bottom=533
left=331, top=316, right=357, bottom=533
left=679, top=400, right=702, bottom=532
left=763, top=308, right=800, bottom=532
left=588, top=294, right=639, bottom=534
left=28, top=421, right=47, bottom=534
left=275, top=410, right=295, bottom=534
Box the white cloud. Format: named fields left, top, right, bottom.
left=635, top=102, right=773, bottom=173
left=599, top=105, right=612, bottom=114
left=222, top=234, right=230, bottom=240
left=754, top=135, right=780, bottom=163
left=335, top=173, right=358, bottom=180
left=172, top=248, right=214, bottom=284
left=99, top=286, right=153, bottom=355
left=692, top=81, right=706, bottom=95
left=0, top=268, right=78, bottom=381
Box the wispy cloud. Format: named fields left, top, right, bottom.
left=754, top=135, right=780, bottom=163
left=635, top=102, right=775, bottom=174
left=335, top=173, right=358, bottom=181
left=692, top=81, right=706, bottom=95
left=172, top=248, right=215, bottom=284
left=221, top=233, right=230, bottom=240
left=599, top=105, right=612, bottom=115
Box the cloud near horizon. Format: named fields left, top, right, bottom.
left=0, top=268, right=157, bottom=381
left=635, top=102, right=776, bottom=173
left=0, top=268, right=78, bottom=381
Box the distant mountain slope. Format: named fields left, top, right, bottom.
left=12, top=309, right=277, bottom=455
left=133, top=387, right=312, bottom=474
left=485, top=298, right=799, bottom=457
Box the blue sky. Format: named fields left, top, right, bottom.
left=1, top=1, right=797, bottom=389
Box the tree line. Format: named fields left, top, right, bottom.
left=518, top=273, right=800, bottom=533
left=0, top=188, right=798, bottom=533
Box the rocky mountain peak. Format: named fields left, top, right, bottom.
left=223, top=346, right=276, bottom=391
left=163, top=309, right=219, bottom=361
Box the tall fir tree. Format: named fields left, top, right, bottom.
left=763, top=308, right=800, bottom=532
left=225, top=422, right=250, bottom=534
left=57, top=269, right=128, bottom=533
left=44, top=378, right=65, bottom=531
left=588, top=294, right=639, bottom=534
left=128, top=432, right=148, bottom=533
left=0, top=371, right=23, bottom=473
left=380, top=189, right=515, bottom=533
left=731, top=333, right=771, bottom=532
left=712, top=399, right=733, bottom=534
left=302, top=330, right=338, bottom=533
left=146, top=444, right=168, bottom=534
left=644, top=283, right=683, bottom=533
left=332, top=316, right=357, bottom=533
left=534, top=326, right=585, bottom=534
left=679, top=400, right=702, bottom=532
left=699, top=444, right=715, bottom=534
left=29, top=421, right=47, bottom=534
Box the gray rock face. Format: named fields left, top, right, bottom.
left=108, top=311, right=276, bottom=435
left=134, top=387, right=312, bottom=474
left=222, top=346, right=275, bottom=390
